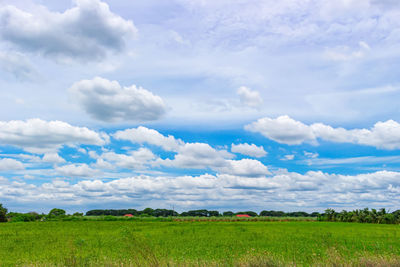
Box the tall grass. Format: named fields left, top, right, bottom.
left=1, top=221, right=400, bottom=266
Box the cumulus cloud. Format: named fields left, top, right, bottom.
left=114, top=126, right=182, bottom=151
left=42, top=153, right=66, bottom=164
left=56, top=163, right=99, bottom=177
left=99, top=148, right=157, bottom=170
left=217, top=159, right=270, bottom=177
left=160, top=142, right=234, bottom=169
left=3, top=170, right=400, bottom=211
left=237, top=86, right=263, bottom=108
left=0, top=158, right=24, bottom=171
left=114, top=127, right=269, bottom=177
left=0, top=0, right=136, bottom=61
left=245, top=115, right=315, bottom=145
left=0, top=119, right=108, bottom=153
left=69, top=77, right=167, bottom=122
left=246, top=115, right=400, bottom=150
left=231, top=143, right=267, bottom=158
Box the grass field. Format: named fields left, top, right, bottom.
left=1, top=220, right=400, bottom=266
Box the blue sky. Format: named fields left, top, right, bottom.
left=1, top=0, right=400, bottom=213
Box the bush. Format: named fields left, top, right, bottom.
left=0, top=203, right=7, bottom=222
left=10, top=213, right=40, bottom=222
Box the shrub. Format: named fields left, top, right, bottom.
left=0, top=203, right=7, bottom=222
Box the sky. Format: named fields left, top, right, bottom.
left=1, top=0, right=400, bottom=213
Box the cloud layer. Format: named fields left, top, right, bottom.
left=0, top=119, right=108, bottom=153
left=2, top=170, right=400, bottom=211
left=246, top=115, right=400, bottom=149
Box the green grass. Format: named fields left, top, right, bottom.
left=1, top=220, right=400, bottom=266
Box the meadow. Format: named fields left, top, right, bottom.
left=1, top=219, right=400, bottom=266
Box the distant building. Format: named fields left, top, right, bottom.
left=236, top=214, right=250, bottom=218
left=124, top=214, right=134, bottom=217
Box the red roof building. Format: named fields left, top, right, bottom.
left=124, top=214, right=134, bottom=217
left=236, top=214, right=251, bottom=218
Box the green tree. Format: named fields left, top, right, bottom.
left=223, top=211, right=234, bottom=216
left=142, top=208, right=154, bottom=216
left=48, top=208, right=66, bottom=217
left=0, top=203, right=7, bottom=222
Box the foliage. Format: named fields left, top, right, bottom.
left=48, top=208, right=66, bottom=217
left=180, top=209, right=220, bottom=217
left=318, top=208, right=400, bottom=224
left=259, top=210, right=319, bottom=217
left=7, top=212, right=43, bottom=222
left=86, top=208, right=139, bottom=216
left=0, top=203, right=7, bottom=222
left=86, top=208, right=178, bottom=217
left=222, top=211, right=234, bottom=216
left=3, top=206, right=400, bottom=224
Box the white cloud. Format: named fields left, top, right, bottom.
left=237, top=86, right=263, bottom=108
left=4, top=170, right=400, bottom=211
left=114, top=126, right=182, bottom=151
left=245, top=115, right=315, bottom=145
left=0, top=0, right=137, bottom=61
left=156, top=141, right=270, bottom=177
left=283, top=155, right=295, bottom=161
left=246, top=116, right=400, bottom=150
left=160, top=142, right=234, bottom=169
left=0, top=119, right=108, bottom=153
left=303, top=155, right=400, bottom=167
left=231, top=143, right=267, bottom=158
left=304, top=151, right=319, bottom=159
left=100, top=148, right=157, bottom=170
left=0, top=158, right=24, bottom=171
left=69, top=77, right=166, bottom=122
left=311, top=120, right=400, bottom=150
left=42, top=153, right=66, bottom=164
left=56, top=163, right=99, bottom=177
left=217, top=159, right=270, bottom=177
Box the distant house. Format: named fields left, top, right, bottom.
left=236, top=214, right=250, bottom=218
left=124, top=214, right=134, bottom=217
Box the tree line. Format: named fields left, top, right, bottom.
left=318, top=208, right=400, bottom=224
left=2, top=202, right=400, bottom=224
left=85, top=208, right=320, bottom=217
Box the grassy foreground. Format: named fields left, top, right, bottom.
left=1, top=220, right=400, bottom=266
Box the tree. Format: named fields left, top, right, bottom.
left=0, top=203, right=7, bottom=222
left=259, top=210, right=286, bottom=217
left=208, top=210, right=220, bottom=217
left=142, top=208, right=154, bottom=216
left=48, top=208, right=66, bottom=217
left=223, top=211, right=234, bottom=216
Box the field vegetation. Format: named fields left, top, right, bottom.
left=1, top=220, right=400, bottom=266
left=2, top=204, right=400, bottom=266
